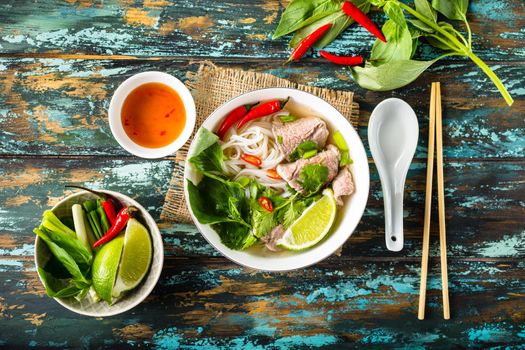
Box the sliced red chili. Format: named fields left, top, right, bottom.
left=216, top=103, right=256, bottom=140
left=286, top=23, right=333, bottom=63
left=266, top=168, right=282, bottom=180
left=319, top=51, right=364, bottom=66
left=237, top=97, right=289, bottom=130
left=258, top=197, right=273, bottom=212
left=342, top=1, right=386, bottom=43
left=240, top=153, right=262, bottom=167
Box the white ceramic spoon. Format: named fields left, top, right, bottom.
left=368, top=98, right=419, bottom=251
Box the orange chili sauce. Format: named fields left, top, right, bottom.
left=121, top=82, right=186, bottom=148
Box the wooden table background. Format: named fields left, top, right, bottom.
left=0, top=0, right=524, bottom=348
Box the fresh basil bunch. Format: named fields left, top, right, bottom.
left=352, top=0, right=513, bottom=106
left=273, top=0, right=513, bottom=106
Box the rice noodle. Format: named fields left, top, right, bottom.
left=221, top=113, right=287, bottom=191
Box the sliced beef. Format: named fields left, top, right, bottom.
left=262, top=224, right=285, bottom=252
left=276, top=145, right=340, bottom=193
left=332, top=166, right=355, bottom=206
left=272, top=117, right=329, bottom=161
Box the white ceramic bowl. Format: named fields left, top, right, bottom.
left=34, top=190, right=164, bottom=317
left=184, top=88, right=370, bottom=271
left=108, top=71, right=196, bottom=158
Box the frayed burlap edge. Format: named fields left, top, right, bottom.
left=160, top=62, right=359, bottom=224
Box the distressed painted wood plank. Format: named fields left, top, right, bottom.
left=0, top=0, right=523, bottom=62
left=0, top=257, right=523, bottom=348
left=0, top=59, right=523, bottom=158
left=1, top=158, right=523, bottom=259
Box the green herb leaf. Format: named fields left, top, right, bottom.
left=299, top=164, right=329, bottom=194
left=340, top=151, right=354, bottom=166
left=37, top=267, right=85, bottom=298
left=290, top=0, right=370, bottom=49
left=189, top=128, right=225, bottom=174
left=289, top=140, right=319, bottom=161
left=408, top=19, right=435, bottom=33
left=371, top=19, right=413, bottom=63
left=431, top=0, right=468, bottom=21
left=277, top=135, right=283, bottom=144
left=212, top=222, right=256, bottom=250
left=273, top=0, right=341, bottom=39
left=384, top=1, right=407, bottom=28
left=351, top=58, right=440, bottom=91
left=415, top=0, right=438, bottom=22
left=187, top=176, right=250, bottom=227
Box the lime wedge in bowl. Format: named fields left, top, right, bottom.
left=277, top=189, right=337, bottom=251
left=92, top=234, right=125, bottom=304
left=113, top=218, right=152, bottom=298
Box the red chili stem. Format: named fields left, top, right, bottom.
left=216, top=103, right=257, bottom=140
left=92, top=206, right=137, bottom=248
left=319, top=51, right=364, bottom=66
left=258, top=197, right=274, bottom=212
left=237, top=97, right=289, bottom=129
left=285, top=23, right=333, bottom=64
left=342, top=1, right=386, bottom=43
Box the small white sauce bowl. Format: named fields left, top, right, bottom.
left=108, top=71, right=196, bottom=158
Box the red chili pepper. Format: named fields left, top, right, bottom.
left=237, top=98, right=289, bottom=129
left=65, top=185, right=119, bottom=225
left=342, top=1, right=386, bottom=43
left=240, top=153, right=262, bottom=167
left=216, top=103, right=256, bottom=140
left=285, top=23, right=332, bottom=64
left=258, top=197, right=273, bottom=212
left=92, top=206, right=137, bottom=248
left=266, top=168, right=282, bottom=180
left=319, top=51, right=364, bottom=66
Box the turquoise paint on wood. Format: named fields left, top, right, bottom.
left=0, top=0, right=523, bottom=348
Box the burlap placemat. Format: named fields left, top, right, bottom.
left=160, top=62, right=359, bottom=223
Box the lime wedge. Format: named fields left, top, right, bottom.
left=112, top=218, right=152, bottom=298
left=277, top=189, right=337, bottom=250
left=92, top=234, right=124, bottom=304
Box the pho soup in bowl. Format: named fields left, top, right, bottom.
left=184, top=88, right=369, bottom=271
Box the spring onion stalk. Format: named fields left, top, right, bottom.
left=97, top=199, right=110, bottom=234
left=71, top=204, right=94, bottom=252
left=83, top=200, right=102, bottom=239
left=41, top=210, right=76, bottom=238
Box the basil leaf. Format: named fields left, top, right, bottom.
left=212, top=222, right=255, bottom=250
left=290, top=0, right=370, bottom=49
left=431, top=0, right=468, bottom=21
left=408, top=19, right=435, bottom=33
left=273, top=0, right=341, bottom=39
left=351, top=58, right=440, bottom=91
left=371, top=19, right=413, bottom=63
left=37, top=267, right=84, bottom=298
left=384, top=1, right=407, bottom=28
left=415, top=0, right=438, bottom=22
left=187, top=176, right=250, bottom=227
left=188, top=128, right=225, bottom=174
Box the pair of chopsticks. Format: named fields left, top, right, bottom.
left=418, top=82, right=450, bottom=320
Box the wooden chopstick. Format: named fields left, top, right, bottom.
left=418, top=82, right=450, bottom=320
left=435, top=83, right=450, bottom=320
left=418, top=82, right=436, bottom=320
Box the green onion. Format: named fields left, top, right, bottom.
left=235, top=176, right=251, bottom=188
left=302, top=149, right=318, bottom=159
left=71, top=204, right=94, bottom=252
left=333, top=131, right=349, bottom=151
left=340, top=151, right=353, bottom=166
left=277, top=135, right=283, bottom=144
left=279, top=115, right=296, bottom=123
left=41, top=210, right=76, bottom=238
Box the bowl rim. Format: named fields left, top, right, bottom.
left=108, top=71, right=196, bottom=159
left=184, top=87, right=370, bottom=271
left=34, top=190, right=164, bottom=317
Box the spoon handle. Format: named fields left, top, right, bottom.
left=384, top=183, right=404, bottom=251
